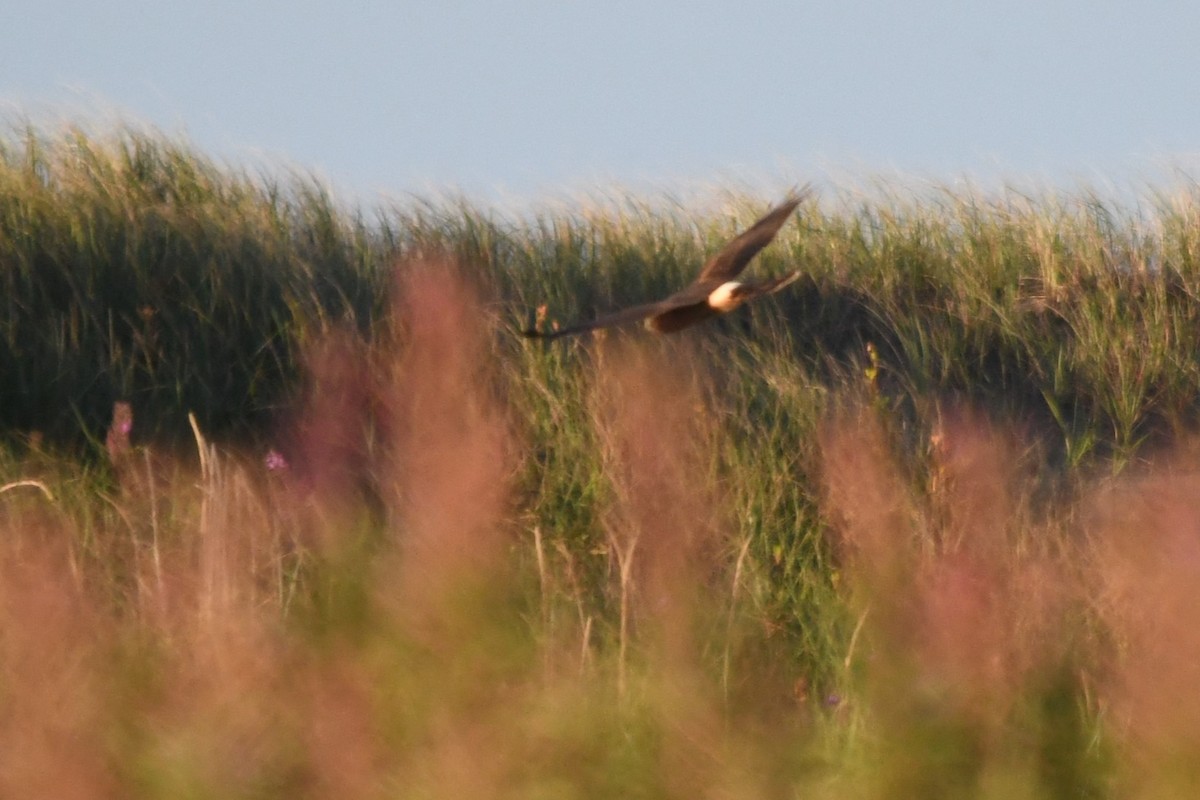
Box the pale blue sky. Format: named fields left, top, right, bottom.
left=3, top=1, right=1199, bottom=206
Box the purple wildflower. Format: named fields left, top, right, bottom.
left=264, top=449, right=289, bottom=472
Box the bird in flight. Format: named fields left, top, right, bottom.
left=522, top=189, right=811, bottom=339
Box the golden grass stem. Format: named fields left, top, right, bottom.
left=0, top=480, right=55, bottom=502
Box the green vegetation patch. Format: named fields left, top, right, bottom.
left=5, top=123, right=1200, bottom=796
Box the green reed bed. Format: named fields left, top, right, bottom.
left=6, top=124, right=1200, bottom=796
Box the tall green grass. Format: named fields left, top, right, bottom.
left=7, top=124, right=1200, bottom=461
left=5, top=123, right=1200, bottom=796
left=0, top=124, right=389, bottom=444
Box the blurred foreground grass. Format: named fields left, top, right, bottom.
left=5, top=124, right=1200, bottom=796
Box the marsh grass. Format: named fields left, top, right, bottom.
left=7, top=124, right=1200, bottom=795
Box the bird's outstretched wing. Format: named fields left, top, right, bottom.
left=734, top=269, right=803, bottom=302
left=523, top=189, right=811, bottom=339
left=693, top=187, right=810, bottom=285
left=522, top=293, right=700, bottom=339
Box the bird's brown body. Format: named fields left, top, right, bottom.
left=522, top=189, right=810, bottom=339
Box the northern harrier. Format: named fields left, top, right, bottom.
left=522, top=189, right=810, bottom=339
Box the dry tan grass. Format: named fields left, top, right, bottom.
left=9, top=251, right=1200, bottom=796
left=1088, top=452, right=1200, bottom=792
left=373, top=255, right=517, bottom=627
left=0, top=538, right=116, bottom=800
left=587, top=338, right=734, bottom=796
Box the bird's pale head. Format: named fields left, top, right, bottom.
left=706, top=281, right=744, bottom=312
